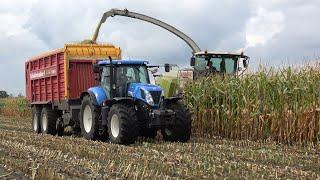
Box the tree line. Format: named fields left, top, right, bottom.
left=0, top=91, right=24, bottom=98
left=0, top=91, right=9, bottom=98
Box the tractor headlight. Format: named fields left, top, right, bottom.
left=142, top=89, right=154, bottom=106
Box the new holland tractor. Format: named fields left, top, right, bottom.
left=83, top=58, right=192, bottom=144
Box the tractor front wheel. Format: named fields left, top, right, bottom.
left=161, top=102, right=192, bottom=142
left=108, top=103, right=139, bottom=144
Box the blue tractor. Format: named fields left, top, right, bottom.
left=79, top=57, right=192, bottom=144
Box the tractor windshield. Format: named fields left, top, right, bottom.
left=101, top=65, right=150, bottom=97
left=116, top=65, right=150, bottom=84
left=194, top=55, right=238, bottom=74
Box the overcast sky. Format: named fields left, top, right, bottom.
left=1, top=0, right=320, bottom=95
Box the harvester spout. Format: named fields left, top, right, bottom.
left=86, top=8, right=201, bottom=54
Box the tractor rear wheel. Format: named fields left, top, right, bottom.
left=161, top=102, right=192, bottom=142
left=108, top=103, right=139, bottom=144
left=80, top=96, right=103, bottom=140
left=40, top=107, right=58, bottom=135
left=32, top=106, right=41, bottom=134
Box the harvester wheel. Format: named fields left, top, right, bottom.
left=32, top=106, right=41, bottom=134
left=108, top=103, right=139, bottom=144
left=161, top=102, right=192, bottom=142
left=80, top=96, right=103, bottom=140
left=40, top=107, right=58, bottom=135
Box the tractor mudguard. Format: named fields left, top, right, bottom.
left=104, top=97, right=135, bottom=107
left=101, top=97, right=135, bottom=126
left=86, top=91, right=99, bottom=106
left=87, top=86, right=107, bottom=106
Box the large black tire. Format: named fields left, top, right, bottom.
left=40, top=107, right=58, bottom=135
left=107, top=103, right=139, bottom=145
left=161, top=102, right=192, bottom=142
left=32, top=106, right=41, bottom=134
left=79, top=96, right=107, bottom=141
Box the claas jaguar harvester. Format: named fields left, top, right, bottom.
left=25, top=44, right=191, bottom=144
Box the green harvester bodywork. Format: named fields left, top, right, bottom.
left=156, top=76, right=180, bottom=97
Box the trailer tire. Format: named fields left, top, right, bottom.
left=40, top=107, right=58, bottom=135
left=32, top=106, right=41, bottom=134
left=161, top=102, right=192, bottom=142
left=80, top=96, right=102, bottom=140
left=108, top=103, right=139, bottom=144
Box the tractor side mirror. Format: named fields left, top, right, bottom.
left=93, top=64, right=101, bottom=73
left=190, top=57, right=196, bottom=66
left=243, top=59, right=248, bottom=68
left=165, top=63, right=170, bottom=72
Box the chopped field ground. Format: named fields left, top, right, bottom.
left=0, top=116, right=319, bottom=179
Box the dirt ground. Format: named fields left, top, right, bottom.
left=0, top=116, right=319, bottom=179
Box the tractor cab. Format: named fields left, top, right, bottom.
left=190, top=51, right=249, bottom=79
left=93, top=60, right=166, bottom=107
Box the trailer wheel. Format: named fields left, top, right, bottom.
left=40, top=107, right=58, bottom=135
left=80, top=96, right=102, bottom=140
left=108, top=103, right=139, bottom=144
left=32, top=106, right=41, bottom=133
left=161, top=102, right=192, bottom=142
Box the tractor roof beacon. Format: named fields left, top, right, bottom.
left=84, top=57, right=192, bottom=144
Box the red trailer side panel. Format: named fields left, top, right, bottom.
left=26, top=51, right=66, bottom=103
left=69, top=60, right=98, bottom=100
left=26, top=44, right=121, bottom=104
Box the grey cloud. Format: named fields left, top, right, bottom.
left=1, top=0, right=320, bottom=94
left=0, top=31, right=48, bottom=94
left=247, top=2, right=320, bottom=67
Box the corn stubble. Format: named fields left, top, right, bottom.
left=0, top=116, right=319, bottom=179
left=185, top=67, right=320, bottom=144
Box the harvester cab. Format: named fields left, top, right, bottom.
left=190, top=51, right=250, bottom=79
left=83, top=57, right=192, bottom=144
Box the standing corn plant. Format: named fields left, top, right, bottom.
left=185, top=66, right=320, bottom=145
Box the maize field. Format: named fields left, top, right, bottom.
left=0, top=67, right=319, bottom=178
left=185, top=66, right=320, bottom=145
left=0, top=98, right=31, bottom=117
